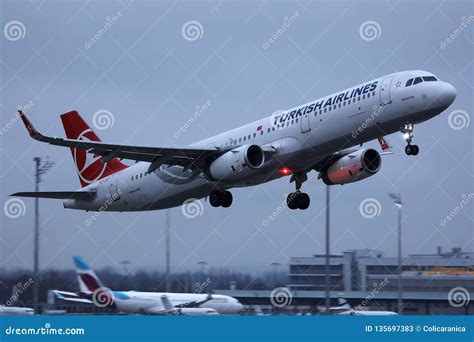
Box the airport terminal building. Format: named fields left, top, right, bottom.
left=287, top=247, right=474, bottom=293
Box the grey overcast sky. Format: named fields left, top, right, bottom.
left=0, top=0, right=472, bottom=275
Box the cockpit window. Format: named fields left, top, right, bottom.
left=413, top=77, right=423, bottom=85
left=422, top=76, right=437, bottom=82
left=405, top=79, right=413, bottom=87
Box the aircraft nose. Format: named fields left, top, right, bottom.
left=441, top=82, right=456, bottom=106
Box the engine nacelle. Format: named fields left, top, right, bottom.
left=321, top=148, right=381, bottom=185
left=209, top=144, right=265, bottom=180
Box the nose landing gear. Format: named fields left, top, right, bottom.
left=401, top=123, right=419, bottom=156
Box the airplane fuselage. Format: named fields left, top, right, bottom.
left=63, top=70, right=456, bottom=211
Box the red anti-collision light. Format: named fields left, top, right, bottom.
left=279, top=167, right=292, bottom=176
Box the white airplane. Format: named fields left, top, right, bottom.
left=0, top=305, right=34, bottom=316
left=52, top=256, right=242, bottom=315
left=12, top=70, right=456, bottom=211
left=331, top=297, right=398, bottom=316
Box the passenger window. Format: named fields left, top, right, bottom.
left=406, top=79, right=413, bottom=87
left=295, top=118, right=299, bottom=123
left=267, top=128, right=270, bottom=133
left=422, top=76, right=437, bottom=82
left=260, top=131, right=263, bottom=135
left=413, top=77, right=423, bottom=85
left=253, top=133, right=256, bottom=138
left=239, top=138, right=241, bottom=142
left=248, top=134, right=251, bottom=139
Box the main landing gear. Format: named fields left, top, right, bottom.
left=287, top=172, right=310, bottom=210
left=401, top=123, right=419, bottom=156
left=209, top=190, right=233, bottom=208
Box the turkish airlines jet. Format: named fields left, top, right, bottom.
left=12, top=70, right=456, bottom=211
left=52, top=256, right=242, bottom=315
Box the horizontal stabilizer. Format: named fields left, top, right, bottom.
left=10, top=191, right=95, bottom=200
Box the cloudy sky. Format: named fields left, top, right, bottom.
left=0, top=0, right=472, bottom=276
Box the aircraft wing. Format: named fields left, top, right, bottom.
left=178, top=294, right=214, bottom=308
left=10, top=191, right=96, bottom=200
left=18, top=110, right=228, bottom=172
left=51, top=290, right=93, bottom=304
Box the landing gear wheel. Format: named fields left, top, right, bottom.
left=210, top=191, right=222, bottom=207
left=220, top=191, right=233, bottom=208
left=287, top=192, right=311, bottom=210
left=405, top=145, right=413, bottom=156
left=298, top=193, right=310, bottom=210
left=411, top=145, right=419, bottom=155
left=287, top=193, right=299, bottom=210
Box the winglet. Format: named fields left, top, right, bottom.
left=18, top=110, right=41, bottom=140
left=377, top=136, right=394, bottom=155
left=73, top=256, right=91, bottom=271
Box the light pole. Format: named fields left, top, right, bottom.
left=119, top=260, right=130, bottom=277
left=388, top=193, right=403, bottom=314
left=325, top=185, right=331, bottom=314
left=33, top=157, right=54, bottom=314
left=165, top=210, right=171, bottom=292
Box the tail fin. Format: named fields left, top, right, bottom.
left=337, top=297, right=352, bottom=310
left=60, top=111, right=128, bottom=188
left=73, top=256, right=104, bottom=292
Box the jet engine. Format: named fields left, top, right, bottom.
left=209, top=144, right=265, bottom=180
left=320, top=148, right=381, bottom=185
